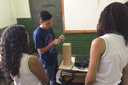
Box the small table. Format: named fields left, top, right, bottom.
left=58, top=57, right=88, bottom=84
left=59, top=57, right=88, bottom=72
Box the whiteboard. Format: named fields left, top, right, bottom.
left=62, top=0, right=127, bottom=33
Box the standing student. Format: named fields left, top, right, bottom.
left=0, top=25, right=49, bottom=85
left=85, top=2, right=128, bottom=85
left=33, top=10, right=65, bottom=85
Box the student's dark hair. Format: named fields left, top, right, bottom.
left=0, top=25, right=33, bottom=77
left=124, top=1, right=128, bottom=7
left=39, top=10, right=52, bottom=22
left=97, top=2, right=128, bottom=46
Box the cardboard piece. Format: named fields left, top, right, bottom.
left=63, top=43, right=71, bottom=65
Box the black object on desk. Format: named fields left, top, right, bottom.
left=75, top=55, right=90, bottom=68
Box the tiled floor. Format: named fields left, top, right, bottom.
left=0, top=54, right=63, bottom=85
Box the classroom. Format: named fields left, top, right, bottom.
left=0, top=0, right=98, bottom=56
left=0, top=0, right=128, bottom=85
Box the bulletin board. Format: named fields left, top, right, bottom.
left=62, top=0, right=127, bottom=33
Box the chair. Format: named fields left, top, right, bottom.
left=0, top=70, right=6, bottom=84
left=0, top=70, right=13, bottom=85
left=0, top=54, right=6, bottom=84
left=0, top=55, right=13, bottom=85
left=59, top=70, right=86, bottom=85
left=7, top=75, right=13, bottom=85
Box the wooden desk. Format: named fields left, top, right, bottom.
left=59, top=57, right=88, bottom=72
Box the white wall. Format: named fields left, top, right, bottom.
left=14, top=0, right=31, bottom=18
left=0, top=0, right=31, bottom=29
left=0, top=0, right=17, bottom=29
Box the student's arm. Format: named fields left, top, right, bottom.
left=85, top=38, right=106, bottom=85
left=37, top=38, right=61, bottom=54
left=122, top=63, right=128, bottom=85
left=28, top=56, right=49, bottom=85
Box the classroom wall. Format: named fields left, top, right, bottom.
left=0, top=0, right=17, bottom=29
left=0, top=0, right=31, bottom=33
left=14, top=0, right=31, bottom=18
left=0, top=0, right=35, bottom=52
left=53, top=29, right=97, bottom=55
left=0, top=0, right=97, bottom=55
left=16, top=18, right=97, bottom=55
left=13, top=0, right=35, bottom=52
left=29, top=0, right=62, bottom=29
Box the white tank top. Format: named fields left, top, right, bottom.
left=94, top=33, right=128, bottom=85
left=11, top=53, right=42, bottom=85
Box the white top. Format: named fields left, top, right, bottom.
left=0, top=54, right=1, bottom=61
left=11, top=53, right=42, bottom=85
left=94, top=33, right=128, bottom=85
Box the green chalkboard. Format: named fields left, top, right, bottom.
left=29, top=0, right=63, bottom=29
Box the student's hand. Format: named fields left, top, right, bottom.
left=53, top=39, right=61, bottom=45
left=58, top=34, right=65, bottom=41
